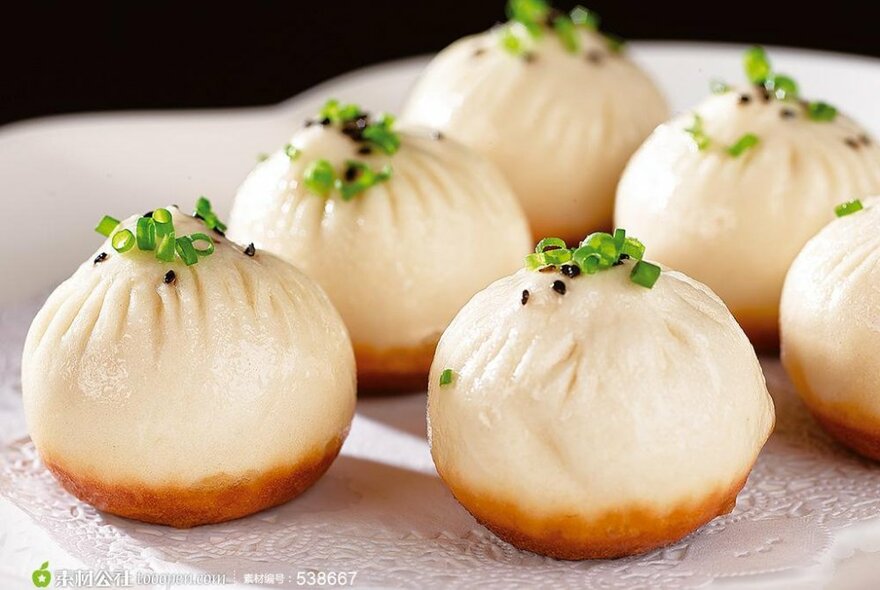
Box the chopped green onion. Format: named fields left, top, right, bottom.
left=303, top=159, right=337, bottom=197
left=284, top=143, right=301, bottom=161
left=613, top=228, right=626, bottom=251
left=189, top=233, right=215, bottom=255
left=336, top=162, right=392, bottom=200
left=685, top=114, right=711, bottom=151
left=193, top=197, right=227, bottom=233
left=604, top=33, right=625, bottom=53
left=175, top=236, right=199, bottom=266
left=535, top=237, right=567, bottom=253
left=153, top=208, right=174, bottom=239
left=524, top=252, right=546, bottom=270
left=552, top=15, right=579, bottom=53
left=765, top=74, right=798, bottom=101
left=156, top=231, right=177, bottom=262
left=362, top=116, right=401, bottom=155
left=544, top=248, right=572, bottom=265
left=499, top=26, right=526, bottom=55
left=743, top=46, right=771, bottom=84
left=807, top=101, right=837, bottom=122
left=621, top=237, right=645, bottom=260
left=136, top=216, right=156, bottom=251
left=570, top=5, right=599, bottom=30
left=572, top=246, right=601, bottom=273
left=319, top=99, right=362, bottom=124
left=112, top=229, right=135, bottom=253
left=727, top=133, right=760, bottom=157
left=506, top=0, right=548, bottom=37
left=630, top=260, right=661, bottom=288
left=439, top=368, right=455, bottom=387
left=835, top=199, right=864, bottom=217
left=95, top=215, right=120, bottom=237
left=709, top=79, right=730, bottom=94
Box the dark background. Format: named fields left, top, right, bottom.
left=3, top=1, right=879, bottom=127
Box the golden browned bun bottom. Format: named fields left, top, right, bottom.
left=355, top=338, right=439, bottom=394
left=733, top=309, right=779, bottom=353
left=442, top=472, right=750, bottom=560
left=783, top=356, right=880, bottom=461
left=40, top=437, right=343, bottom=528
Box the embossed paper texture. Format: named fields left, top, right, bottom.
left=2, top=298, right=880, bottom=589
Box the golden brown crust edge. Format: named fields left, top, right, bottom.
left=783, top=355, right=880, bottom=461
left=41, top=437, right=344, bottom=528
left=733, top=308, right=779, bottom=353
left=354, top=338, right=438, bottom=394
left=441, top=472, right=750, bottom=560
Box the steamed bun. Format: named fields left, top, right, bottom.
left=22, top=205, right=356, bottom=527
left=401, top=3, right=667, bottom=242
left=228, top=101, right=531, bottom=392
left=781, top=198, right=880, bottom=460
left=428, top=232, right=774, bottom=559
left=616, top=48, right=880, bottom=348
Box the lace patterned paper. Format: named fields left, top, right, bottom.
left=2, top=298, right=880, bottom=589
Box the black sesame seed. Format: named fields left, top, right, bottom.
left=431, top=130, right=444, bottom=141
left=552, top=280, right=566, bottom=295
left=759, top=87, right=771, bottom=102
left=93, top=252, right=107, bottom=264
left=213, top=228, right=225, bottom=237
left=845, top=137, right=860, bottom=149
left=619, top=253, right=630, bottom=261
left=320, top=117, right=331, bottom=126
left=164, top=270, right=176, bottom=284
left=560, top=264, right=580, bottom=278
left=521, top=289, right=530, bottom=305
left=344, top=165, right=359, bottom=181
left=780, top=108, right=796, bottom=119
left=244, top=243, right=256, bottom=257
left=305, top=119, right=316, bottom=127
left=738, top=94, right=751, bottom=105
left=143, top=210, right=154, bottom=218
left=586, top=50, right=604, bottom=64
left=358, top=145, right=373, bottom=155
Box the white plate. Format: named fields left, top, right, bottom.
left=1, top=42, right=880, bottom=589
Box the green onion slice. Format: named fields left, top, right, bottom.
left=284, top=143, right=301, bottom=161
left=156, top=231, right=177, bottom=262
left=175, top=236, right=199, bottom=266
left=189, top=233, right=215, bottom=255
left=765, top=74, right=798, bottom=101
left=807, top=101, right=837, bottom=122
left=439, top=368, right=455, bottom=387
left=544, top=248, right=572, bottom=265
left=535, top=237, right=567, bottom=253
left=304, top=159, right=337, bottom=197
left=112, top=229, right=135, bottom=253
left=553, top=15, right=579, bottom=53
left=743, top=46, right=771, bottom=84
left=136, top=217, right=156, bottom=251
left=621, top=237, right=645, bottom=260
left=835, top=199, right=864, bottom=217
left=727, top=133, right=760, bottom=157
left=95, top=215, right=120, bottom=237
left=524, top=252, right=546, bottom=270
left=685, top=114, right=711, bottom=151
left=630, top=260, right=661, bottom=288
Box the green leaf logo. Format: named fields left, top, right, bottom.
left=32, top=562, right=51, bottom=588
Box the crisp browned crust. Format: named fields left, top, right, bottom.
left=354, top=338, right=439, bottom=394
left=783, top=354, right=880, bottom=461
left=41, top=437, right=344, bottom=528
left=441, top=473, right=750, bottom=560
left=732, top=308, right=779, bottom=353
